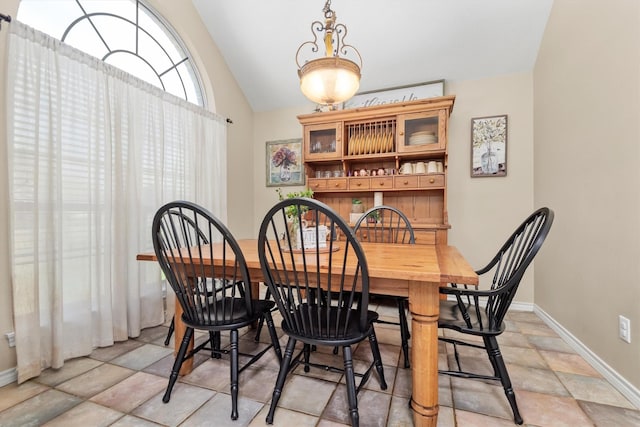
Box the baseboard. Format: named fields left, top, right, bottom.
left=0, top=367, right=17, bottom=387
left=534, top=305, right=640, bottom=409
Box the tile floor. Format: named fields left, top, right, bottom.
left=1, top=298, right=639, bottom=427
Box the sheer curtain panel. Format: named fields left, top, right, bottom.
left=5, top=22, right=227, bottom=383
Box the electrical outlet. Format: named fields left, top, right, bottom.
left=619, top=316, right=631, bottom=343
left=5, top=331, right=15, bottom=348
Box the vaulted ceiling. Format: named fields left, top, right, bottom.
left=192, top=0, right=553, bottom=112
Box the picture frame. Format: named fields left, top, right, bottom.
left=471, top=115, right=508, bottom=177
left=266, top=138, right=304, bottom=187
left=342, top=79, right=445, bottom=110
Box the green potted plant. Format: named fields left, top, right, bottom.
left=351, top=198, right=364, bottom=214
left=276, top=188, right=314, bottom=220
left=366, top=210, right=380, bottom=224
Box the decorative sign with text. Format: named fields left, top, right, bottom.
left=342, top=80, right=445, bottom=109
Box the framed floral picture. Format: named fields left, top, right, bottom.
left=266, top=138, right=304, bottom=187
left=471, top=115, right=508, bottom=177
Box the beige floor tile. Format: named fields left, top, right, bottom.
left=180, top=392, right=262, bottom=427
left=0, top=380, right=50, bottom=412
left=556, top=372, right=636, bottom=409
left=539, top=349, right=601, bottom=377
left=579, top=400, right=640, bottom=426
left=35, top=357, right=103, bottom=387
left=90, top=371, right=167, bottom=413
left=41, top=400, right=123, bottom=427
left=386, top=395, right=414, bottom=427
left=109, top=343, right=174, bottom=371
left=454, top=409, right=517, bottom=426
left=527, top=335, right=574, bottom=353
left=109, top=415, right=164, bottom=426
left=2, top=310, right=639, bottom=427
left=249, top=404, right=319, bottom=427
left=509, top=364, right=571, bottom=396
left=277, top=375, right=337, bottom=416
left=517, top=389, right=594, bottom=426
left=322, top=385, right=391, bottom=426
left=236, top=365, right=281, bottom=403
left=179, top=358, right=232, bottom=391
left=90, top=340, right=146, bottom=362
left=450, top=377, right=513, bottom=420
left=132, top=382, right=215, bottom=426
left=0, top=389, right=82, bottom=427
left=55, top=363, right=135, bottom=399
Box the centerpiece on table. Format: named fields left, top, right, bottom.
left=276, top=188, right=327, bottom=250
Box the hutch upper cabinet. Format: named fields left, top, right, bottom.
left=299, top=96, right=455, bottom=245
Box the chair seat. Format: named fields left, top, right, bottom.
left=280, top=304, right=378, bottom=346
left=183, top=298, right=276, bottom=330
left=438, top=300, right=504, bottom=336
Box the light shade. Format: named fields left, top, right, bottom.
left=299, top=57, right=360, bottom=105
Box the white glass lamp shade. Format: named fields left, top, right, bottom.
left=299, top=56, right=360, bottom=105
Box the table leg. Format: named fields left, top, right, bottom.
left=408, top=280, right=440, bottom=427
left=174, top=300, right=194, bottom=375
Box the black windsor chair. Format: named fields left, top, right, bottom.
left=152, top=201, right=282, bottom=420
left=258, top=198, right=387, bottom=427
left=353, top=205, right=415, bottom=368
left=438, top=207, right=554, bottom=425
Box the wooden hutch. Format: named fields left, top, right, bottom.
left=299, top=96, right=455, bottom=245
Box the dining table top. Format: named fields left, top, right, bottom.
left=136, top=239, right=478, bottom=288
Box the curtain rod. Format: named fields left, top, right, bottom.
left=0, top=13, right=11, bottom=30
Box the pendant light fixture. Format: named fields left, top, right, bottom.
left=296, top=0, right=362, bottom=107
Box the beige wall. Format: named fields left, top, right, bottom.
left=0, top=0, right=253, bottom=373
left=446, top=74, right=536, bottom=301
left=534, top=0, right=640, bottom=389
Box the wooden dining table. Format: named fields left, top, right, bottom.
left=137, top=239, right=477, bottom=427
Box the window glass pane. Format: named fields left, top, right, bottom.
left=62, top=19, right=110, bottom=59
left=17, top=0, right=205, bottom=107
left=137, top=5, right=182, bottom=63
left=79, top=0, right=136, bottom=22
left=161, top=68, right=185, bottom=100
left=137, top=31, right=172, bottom=76
left=17, top=0, right=83, bottom=38
left=106, top=52, right=163, bottom=89
left=91, top=15, right=136, bottom=54
left=177, top=61, right=202, bottom=105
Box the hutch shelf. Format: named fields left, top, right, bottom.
left=299, top=96, right=455, bottom=245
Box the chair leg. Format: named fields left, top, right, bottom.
left=368, top=328, right=388, bottom=390
left=229, top=329, right=239, bottom=420
left=254, top=287, right=272, bottom=342
left=163, top=327, right=194, bottom=403
left=263, top=309, right=282, bottom=362
left=209, top=331, right=221, bottom=359
left=303, top=344, right=311, bottom=372
left=397, top=298, right=411, bottom=368
left=164, top=316, right=175, bottom=346
left=266, top=337, right=297, bottom=425
left=485, top=336, right=523, bottom=425
left=343, top=345, right=359, bottom=427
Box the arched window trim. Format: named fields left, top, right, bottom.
left=17, top=0, right=207, bottom=108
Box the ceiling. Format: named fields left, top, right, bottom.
left=191, top=0, right=554, bottom=112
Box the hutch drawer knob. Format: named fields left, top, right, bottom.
left=335, top=183, right=340, bottom=187
left=429, top=178, right=435, bottom=183
left=356, top=183, right=362, bottom=187
left=403, top=180, right=409, bottom=185
left=379, top=182, right=384, bottom=186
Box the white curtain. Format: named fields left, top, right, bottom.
left=4, top=22, right=227, bottom=383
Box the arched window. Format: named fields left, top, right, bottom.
left=17, top=0, right=206, bottom=106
